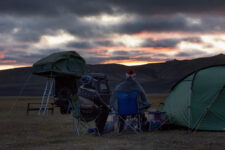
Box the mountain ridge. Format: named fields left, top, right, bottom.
left=0, top=54, right=224, bottom=96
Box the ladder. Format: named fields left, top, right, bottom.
left=38, top=78, right=54, bottom=115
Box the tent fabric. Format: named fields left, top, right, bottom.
left=162, top=65, right=225, bottom=131
left=32, top=51, right=86, bottom=77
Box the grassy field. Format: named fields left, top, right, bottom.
left=0, top=95, right=225, bottom=150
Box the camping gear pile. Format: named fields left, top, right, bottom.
left=32, top=51, right=112, bottom=135
left=146, top=110, right=166, bottom=131
left=75, top=73, right=111, bottom=122
left=32, top=51, right=111, bottom=119
left=71, top=73, right=111, bottom=135
left=32, top=51, right=86, bottom=114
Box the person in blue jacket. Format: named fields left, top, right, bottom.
left=110, top=70, right=151, bottom=132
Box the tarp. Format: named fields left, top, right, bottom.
left=32, top=51, right=86, bottom=77
left=162, top=65, right=225, bottom=131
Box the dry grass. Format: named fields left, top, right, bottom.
left=0, top=95, right=225, bottom=150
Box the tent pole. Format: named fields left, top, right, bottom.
left=188, top=88, right=192, bottom=132
left=192, top=85, right=225, bottom=132
left=188, top=72, right=198, bottom=132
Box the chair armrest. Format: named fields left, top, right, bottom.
left=139, top=102, right=152, bottom=110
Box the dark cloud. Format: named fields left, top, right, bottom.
left=142, top=38, right=180, bottom=48
left=114, top=0, right=225, bottom=16
left=13, top=30, right=42, bottom=42
left=0, top=48, right=67, bottom=65
left=112, top=50, right=156, bottom=57
left=116, top=15, right=188, bottom=34
left=112, top=51, right=129, bottom=56
left=0, top=0, right=116, bottom=17
left=141, top=37, right=203, bottom=48
left=0, top=17, right=16, bottom=33
left=82, top=0, right=214, bottom=15
left=116, top=14, right=225, bottom=34
left=175, top=50, right=206, bottom=57
left=67, top=40, right=120, bottom=49
left=95, top=40, right=120, bottom=47
left=67, top=41, right=94, bottom=49
left=0, top=0, right=224, bottom=17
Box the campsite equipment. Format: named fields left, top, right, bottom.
left=32, top=51, right=87, bottom=115
left=72, top=73, right=111, bottom=136
left=116, top=91, right=142, bottom=134
left=76, top=73, right=111, bottom=121
left=32, top=51, right=86, bottom=77
left=146, top=110, right=166, bottom=131
left=87, top=128, right=97, bottom=133
left=147, top=110, right=166, bottom=121
left=106, top=112, right=119, bottom=132
left=88, top=112, right=117, bottom=134
left=162, top=65, right=225, bottom=131
left=33, top=51, right=111, bottom=135
left=103, top=112, right=115, bottom=133
left=149, top=120, right=161, bottom=131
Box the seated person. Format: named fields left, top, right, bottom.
left=78, top=75, right=110, bottom=136
left=110, top=70, right=151, bottom=132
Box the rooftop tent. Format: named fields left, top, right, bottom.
left=162, top=65, right=225, bottom=131
left=32, top=51, right=87, bottom=77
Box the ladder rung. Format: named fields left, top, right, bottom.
left=39, top=78, right=54, bottom=116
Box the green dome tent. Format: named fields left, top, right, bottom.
left=162, top=65, right=225, bottom=131
left=32, top=51, right=86, bottom=77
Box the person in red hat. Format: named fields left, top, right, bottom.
left=125, top=69, right=136, bottom=80
left=110, top=69, right=150, bottom=132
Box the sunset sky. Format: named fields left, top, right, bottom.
left=0, top=0, right=225, bottom=70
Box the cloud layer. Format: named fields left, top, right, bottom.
left=0, top=0, right=225, bottom=68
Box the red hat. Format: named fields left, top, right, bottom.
left=126, top=70, right=136, bottom=79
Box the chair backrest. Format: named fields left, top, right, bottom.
left=116, top=91, right=138, bottom=115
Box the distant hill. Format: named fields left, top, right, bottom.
left=0, top=54, right=225, bottom=96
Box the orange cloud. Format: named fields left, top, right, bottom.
left=102, top=59, right=164, bottom=66
left=0, top=52, right=4, bottom=59
left=132, top=31, right=202, bottom=40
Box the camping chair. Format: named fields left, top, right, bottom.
left=116, top=91, right=143, bottom=134
left=70, top=92, right=101, bottom=136
left=71, top=86, right=111, bottom=136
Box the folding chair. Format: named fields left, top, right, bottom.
left=116, top=91, right=142, bottom=134
left=71, top=94, right=101, bottom=136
